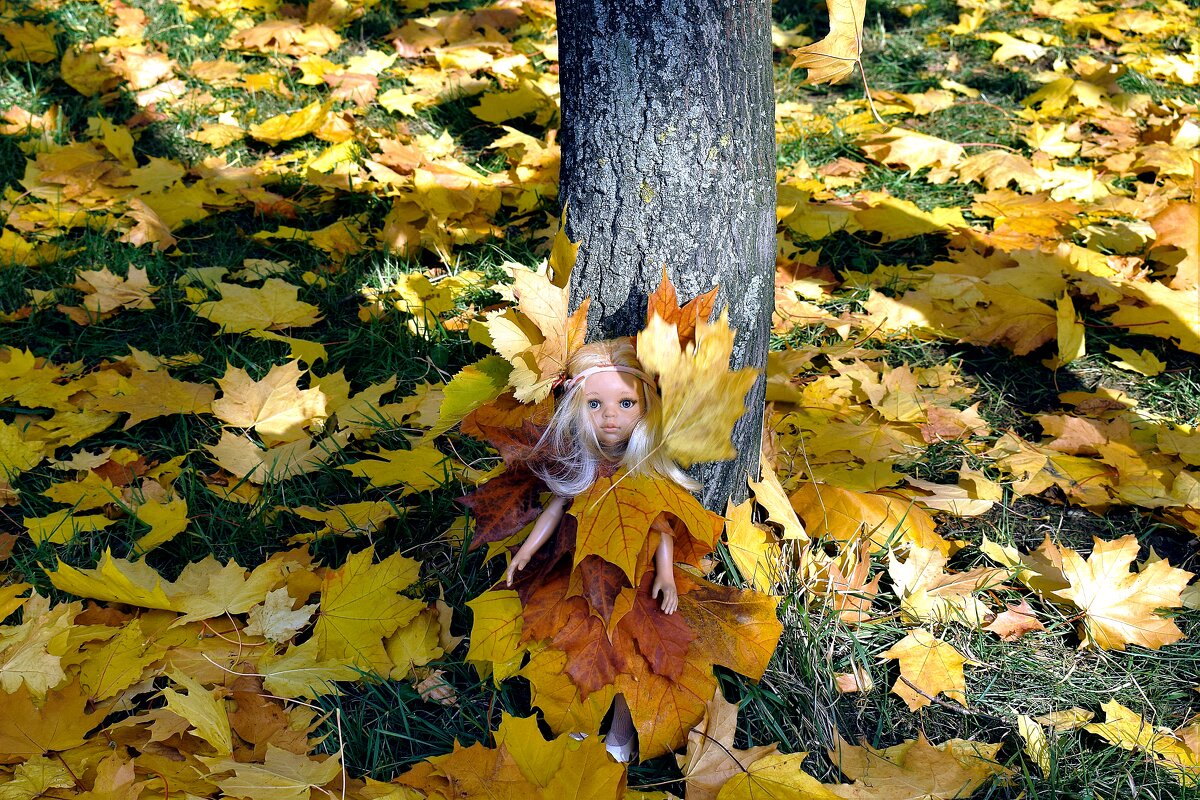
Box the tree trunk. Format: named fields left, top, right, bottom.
left=557, top=0, right=776, bottom=511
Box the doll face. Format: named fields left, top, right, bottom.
left=582, top=371, right=643, bottom=448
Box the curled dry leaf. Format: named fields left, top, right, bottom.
left=790, top=0, right=867, bottom=85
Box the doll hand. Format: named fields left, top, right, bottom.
left=651, top=572, right=678, bottom=615
left=506, top=552, right=530, bottom=587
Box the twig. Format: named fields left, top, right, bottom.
left=896, top=676, right=1014, bottom=726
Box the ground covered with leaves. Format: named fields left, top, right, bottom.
left=0, top=0, right=1198, bottom=797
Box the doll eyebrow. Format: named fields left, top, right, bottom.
left=584, top=391, right=639, bottom=400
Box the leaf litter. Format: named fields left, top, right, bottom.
left=0, top=0, right=1198, bottom=794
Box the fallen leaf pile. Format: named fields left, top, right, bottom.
left=1, top=0, right=1198, bottom=793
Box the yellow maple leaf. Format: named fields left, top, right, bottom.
left=1107, top=280, right=1200, bottom=355
left=977, top=31, right=1049, bottom=62
left=0, top=755, right=75, bottom=797
left=48, top=549, right=177, bottom=610
left=789, top=482, right=954, bottom=555
left=790, top=0, right=867, bottom=85
left=339, top=443, right=453, bottom=491
left=212, top=361, right=327, bottom=445
left=1058, top=534, right=1193, bottom=650
left=715, top=751, right=843, bottom=800
left=636, top=312, right=759, bottom=467
left=0, top=598, right=73, bottom=697
left=256, top=638, right=359, bottom=699
left=245, top=587, right=318, bottom=643
left=189, top=122, right=245, bottom=148
left=723, top=497, right=781, bottom=594
left=385, top=606, right=444, bottom=680
left=203, top=746, right=343, bottom=800
left=2, top=22, right=58, bottom=63
left=129, top=496, right=188, bottom=554
left=1085, top=701, right=1200, bottom=787
left=225, top=20, right=342, bottom=56
left=161, top=669, right=233, bottom=754
left=0, top=680, right=108, bottom=762
left=42, top=469, right=119, bottom=512
left=289, top=500, right=400, bottom=539
left=1017, top=714, right=1052, bottom=775
left=879, top=628, right=972, bottom=710
left=0, top=348, right=79, bottom=411
left=465, top=589, right=526, bottom=682
left=248, top=100, right=333, bottom=145
left=76, top=618, right=164, bottom=701
left=0, top=583, right=31, bottom=621
left=570, top=471, right=722, bottom=584
left=426, top=355, right=511, bottom=439
left=206, top=431, right=344, bottom=483
left=93, top=367, right=216, bottom=428
left=1054, top=293, right=1086, bottom=365
left=0, top=420, right=45, bottom=478
left=190, top=279, right=323, bottom=333
left=1108, top=345, right=1166, bottom=377
left=399, top=713, right=625, bottom=799
left=313, top=546, right=425, bottom=672
left=171, top=555, right=293, bottom=624
left=486, top=267, right=589, bottom=403
left=472, top=79, right=557, bottom=125
left=859, top=129, right=965, bottom=174
left=123, top=198, right=178, bottom=252
left=804, top=538, right=882, bottom=625
left=888, top=546, right=1005, bottom=627
left=24, top=510, right=117, bottom=546
left=58, top=267, right=158, bottom=326
left=826, top=733, right=1008, bottom=797
left=748, top=460, right=807, bottom=541
left=246, top=330, right=328, bottom=365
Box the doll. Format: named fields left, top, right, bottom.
left=505, top=338, right=697, bottom=615
left=460, top=329, right=781, bottom=764
left=503, top=338, right=698, bottom=760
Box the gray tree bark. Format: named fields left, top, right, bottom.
left=558, top=0, right=776, bottom=510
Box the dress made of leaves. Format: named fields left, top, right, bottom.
left=461, top=428, right=782, bottom=760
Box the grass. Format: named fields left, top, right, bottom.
left=1, top=0, right=1199, bottom=795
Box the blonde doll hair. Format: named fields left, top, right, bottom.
left=530, top=339, right=700, bottom=497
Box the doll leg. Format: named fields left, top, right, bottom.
left=604, top=692, right=638, bottom=763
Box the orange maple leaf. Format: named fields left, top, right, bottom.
left=646, top=269, right=719, bottom=348
left=0, top=680, right=109, bottom=763
left=569, top=471, right=722, bottom=585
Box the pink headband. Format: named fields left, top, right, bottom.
left=565, top=364, right=654, bottom=393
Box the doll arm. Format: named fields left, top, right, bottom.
left=650, top=516, right=678, bottom=615
left=506, top=495, right=568, bottom=586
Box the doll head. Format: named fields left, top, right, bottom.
left=530, top=339, right=699, bottom=497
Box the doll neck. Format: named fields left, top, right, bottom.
left=596, top=444, right=626, bottom=476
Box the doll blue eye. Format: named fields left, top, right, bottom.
left=587, top=399, right=600, bottom=409
left=620, top=399, right=635, bottom=409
